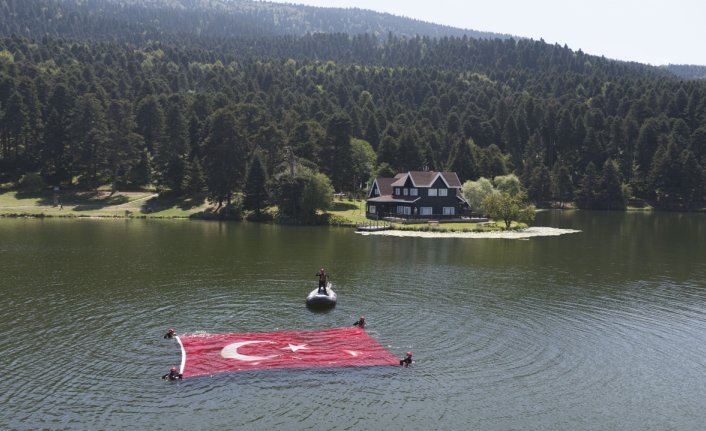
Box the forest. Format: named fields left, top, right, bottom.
left=0, top=0, right=705, bottom=213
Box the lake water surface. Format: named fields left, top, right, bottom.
left=1, top=211, right=705, bottom=430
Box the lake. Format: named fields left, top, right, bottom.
left=1, top=211, right=705, bottom=430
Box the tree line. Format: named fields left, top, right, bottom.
left=1, top=31, right=705, bottom=214
left=0, top=0, right=510, bottom=43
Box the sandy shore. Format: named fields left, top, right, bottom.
left=356, top=226, right=581, bottom=239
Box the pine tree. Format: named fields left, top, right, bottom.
left=396, top=129, right=424, bottom=171
left=203, top=108, right=247, bottom=208
left=320, top=112, right=353, bottom=192
left=551, top=163, right=574, bottom=207
left=576, top=162, right=599, bottom=209
left=243, top=152, right=269, bottom=214
left=598, top=159, right=626, bottom=210
left=448, top=138, right=478, bottom=182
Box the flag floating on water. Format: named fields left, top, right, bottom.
left=175, top=327, right=397, bottom=378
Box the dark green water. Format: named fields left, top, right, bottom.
left=1, top=211, right=705, bottom=430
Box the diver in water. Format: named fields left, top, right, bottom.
left=315, top=268, right=328, bottom=295
left=162, top=367, right=183, bottom=380
left=353, top=315, right=365, bottom=328
left=400, top=352, right=413, bottom=367
left=163, top=328, right=176, bottom=339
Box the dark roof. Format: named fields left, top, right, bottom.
left=367, top=171, right=466, bottom=205
left=373, top=176, right=396, bottom=196
left=390, top=171, right=462, bottom=188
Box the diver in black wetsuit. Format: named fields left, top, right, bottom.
left=162, top=367, right=183, bottom=380
left=315, top=268, right=328, bottom=295
left=353, top=315, right=365, bottom=328
left=400, top=352, right=412, bottom=367
left=163, top=328, right=176, bottom=339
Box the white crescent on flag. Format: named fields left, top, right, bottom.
left=220, top=341, right=278, bottom=361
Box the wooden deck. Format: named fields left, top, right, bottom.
left=356, top=222, right=393, bottom=232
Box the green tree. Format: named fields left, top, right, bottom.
left=270, top=170, right=308, bottom=220
left=598, top=159, right=626, bottom=210
left=182, top=155, right=207, bottom=201
left=551, top=163, right=574, bottom=207
left=270, top=166, right=333, bottom=222
left=320, top=112, right=353, bottom=192
left=649, top=138, right=681, bottom=207
left=105, top=100, right=142, bottom=192
left=479, top=144, right=508, bottom=179
left=448, top=138, right=478, bottom=182
left=203, top=108, right=247, bottom=208
left=289, top=121, right=324, bottom=167
left=136, top=96, right=165, bottom=154
left=482, top=190, right=536, bottom=229
left=461, top=177, right=494, bottom=215
left=242, top=152, right=269, bottom=214
left=526, top=163, right=552, bottom=204
left=575, top=162, right=599, bottom=209
left=300, top=171, right=334, bottom=223
left=678, top=149, right=704, bottom=209
left=350, top=138, right=376, bottom=196
left=494, top=174, right=523, bottom=197
left=68, top=93, right=108, bottom=189
left=41, top=84, right=73, bottom=184
left=156, top=98, right=190, bottom=193
left=376, top=134, right=398, bottom=168
left=396, top=128, right=425, bottom=171
left=4, top=92, right=28, bottom=166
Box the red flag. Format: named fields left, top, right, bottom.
left=175, top=327, right=398, bottom=378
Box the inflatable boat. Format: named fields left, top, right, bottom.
left=305, top=283, right=336, bottom=307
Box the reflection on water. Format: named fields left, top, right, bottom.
left=1, top=212, right=705, bottom=430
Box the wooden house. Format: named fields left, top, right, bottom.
left=366, top=171, right=470, bottom=220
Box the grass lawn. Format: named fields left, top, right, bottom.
left=0, top=190, right=213, bottom=218
left=326, top=198, right=369, bottom=224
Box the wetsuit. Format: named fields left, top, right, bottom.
left=353, top=318, right=365, bottom=328
left=164, top=331, right=176, bottom=339
left=162, top=370, right=183, bottom=380
left=400, top=355, right=412, bottom=367
left=316, top=271, right=328, bottom=294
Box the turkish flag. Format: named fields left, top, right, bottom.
left=175, top=327, right=398, bottom=378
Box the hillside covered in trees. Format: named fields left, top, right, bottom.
left=1, top=0, right=705, bottom=213
left=0, top=0, right=511, bottom=42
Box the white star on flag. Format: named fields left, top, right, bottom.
left=283, top=343, right=308, bottom=352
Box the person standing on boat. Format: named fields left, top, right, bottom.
left=316, top=268, right=328, bottom=295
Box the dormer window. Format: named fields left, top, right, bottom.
left=428, top=189, right=437, bottom=197
left=395, top=187, right=401, bottom=195
left=438, top=188, right=448, bottom=197
left=403, top=188, right=409, bottom=196
left=410, top=188, right=418, bottom=196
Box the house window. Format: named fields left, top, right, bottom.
left=438, top=188, right=448, bottom=197
left=420, top=207, right=432, bottom=215
left=368, top=205, right=376, bottom=214
left=394, top=187, right=401, bottom=195
left=410, top=188, right=418, bottom=196
left=403, top=188, right=409, bottom=196
left=428, top=189, right=438, bottom=196
left=443, top=207, right=455, bottom=215
left=397, top=206, right=411, bottom=215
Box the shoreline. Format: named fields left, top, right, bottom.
left=356, top=226, right=582, bottom=239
